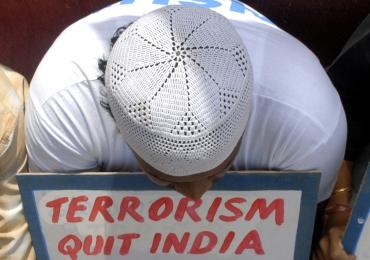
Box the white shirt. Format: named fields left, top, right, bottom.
left=25, top=0, right=347, bottom=201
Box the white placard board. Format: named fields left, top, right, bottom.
left=17, top=172, right=319, bottom=260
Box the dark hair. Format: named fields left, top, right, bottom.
left=98, top=22, right=134, bottom=115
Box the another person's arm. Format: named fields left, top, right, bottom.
left=312, top=160, right=356, bottom=260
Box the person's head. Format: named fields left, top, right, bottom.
left=104, top=5, right=253, bottom=199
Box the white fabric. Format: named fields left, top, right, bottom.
left=106, top=6, right=253, bottom=176
left=25, top=0, right=347, bottom=201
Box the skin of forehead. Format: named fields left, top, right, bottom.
left=134, top=139, right=242, bottom=183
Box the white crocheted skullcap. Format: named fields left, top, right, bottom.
left=105, top=5, right=253, bottom=177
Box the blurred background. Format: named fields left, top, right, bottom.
left=0, top=0, right=369, bottom=81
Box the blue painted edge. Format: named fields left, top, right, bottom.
left=17, top=180, right=50, bottom=260
left=343, top=163, right=370, bottom=254
left=16, top=171, right=320, bottom=260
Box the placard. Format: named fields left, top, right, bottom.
left=343, top=163, right=370, bottom=259
left=17, top=171, right=319, bottom=260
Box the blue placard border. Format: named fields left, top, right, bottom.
left=343, top=164, right=370, bottom=254
left=17, top=171, right=320, bottom=260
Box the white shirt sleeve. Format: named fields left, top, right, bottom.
left=25, top=82, right=100, bottom=172
left=278, top=109, right=347, bottom=201
left=234, top=93, right=347, bottom=201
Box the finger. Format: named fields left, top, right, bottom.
left=318, top=236, right=330, bottom=259
left=328, top=228, right=346, bottom=260
left=312, top=249, right=323, bottom=260
left=328, top=228, right=356, bottom=260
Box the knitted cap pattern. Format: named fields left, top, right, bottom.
left=105, top=5, right=253, bottom=176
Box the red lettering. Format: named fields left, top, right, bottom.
left=83, top=235, right=103, bottom=255
left=67, top=196, right=88, bottom=223
left=150, top=233, right=162, bottom=254
left=58, top=234, right=82, bottom=260
left=46, top=197, right=69, bottom=223
left=149, top=197, right=173, bottom=221
left=219, top=231, right=235, bottom=253
left=163, top=232, right=190, bottom=253
left=89, top=196, right=114, bottom=223
left=175, top=198, right=201, bottom=222
left=103, top=236, right=114, bottom=255
left=117, top=233, right=140, bottom=255
left=235, top=230, right=264, bottom=255
left=206, top=197, right=222, bottom=222
left=219, top=197, right=246, bottom=222
left=189, top=231, right=217, bottom=254
left=117, top=196, right=144, bottom=223
left=245, top=198, right=284, bottom=225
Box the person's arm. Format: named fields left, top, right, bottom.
left=325, top=160, right=353, bottom=230
left=25, top=82, right=99, bottom=172
left=312, top=160, right=356, bottom=260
